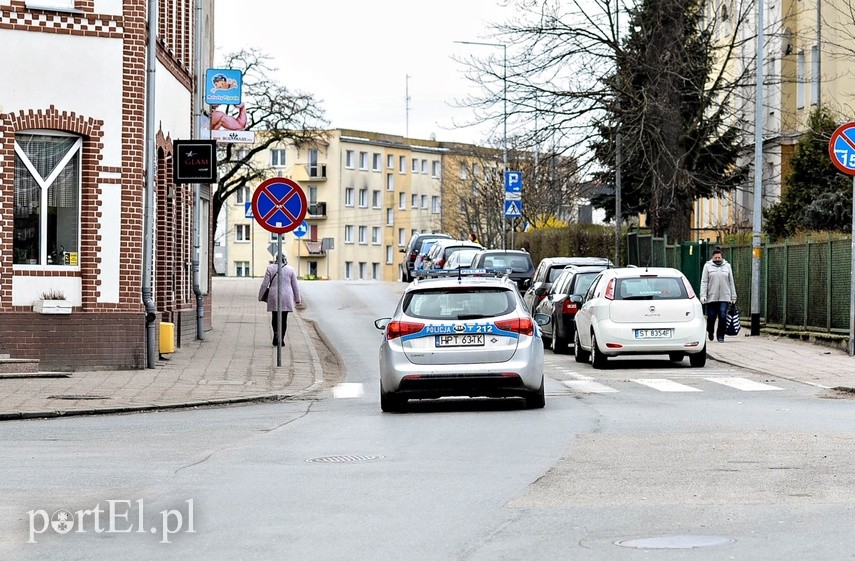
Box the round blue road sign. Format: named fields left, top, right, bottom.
left=251, top=178, right=308, bottom=234
left=293, top=221, right=309, bottom=238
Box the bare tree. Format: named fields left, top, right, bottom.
left=212, top=49, right=328, bottom=225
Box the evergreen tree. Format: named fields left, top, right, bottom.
left=590, top=0, right=746, bottom=240
left=764, top=106, right=852, bottom=240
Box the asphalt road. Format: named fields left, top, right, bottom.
left=1, top=281, right=853, bottom=561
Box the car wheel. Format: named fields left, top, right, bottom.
left=574, top=330, right=590, bottom=363
left=380, top=384, right=405, bottom=412
left=668, top=352, right=685, bottom=362
left=525, top=379, right=546, bottom=409
left=590, top=333, right=608, bottom=369
left=553, top=323, right=569, bottom=354
left=689, top=345, right=707, bottom=368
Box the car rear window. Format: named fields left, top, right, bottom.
left=404, top=288, right=516, bottom=320
left=481, top=254, right=532, bottom=272
left=572, top=272, right=600, bottom=296
left=548, top=266, right=567, bottom=283
left=615, top=277, right=688, bottom=300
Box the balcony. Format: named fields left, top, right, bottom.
left=293, top=163, right=327, bottom=182
left=306, top=201, right=327, bottom=219
left=302, top=240, right=326, bottom=256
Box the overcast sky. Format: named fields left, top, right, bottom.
left=214, top=0, right=514, bottom=144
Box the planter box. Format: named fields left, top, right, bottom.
left=33, top=299, right=72, bottom=314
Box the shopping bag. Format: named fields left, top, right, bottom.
left=725, top=303, right=741, bottom=336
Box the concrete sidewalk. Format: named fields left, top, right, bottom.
left=1, top=278, right=853, bottom=421
left=0, top=278, right=343, bottom=420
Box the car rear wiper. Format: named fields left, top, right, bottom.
left=456, top=314, right=491, bottom=320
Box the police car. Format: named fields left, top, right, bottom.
left=374, top=269, right=547, bottom=412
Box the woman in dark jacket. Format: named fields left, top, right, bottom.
left=258, top=253, right=301, bottom=346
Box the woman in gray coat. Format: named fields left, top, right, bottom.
left=699, top=248, right=737, bottom=343
left=258, top=253, right=301, bottom=346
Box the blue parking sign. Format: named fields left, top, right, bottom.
left=504, top=171, right=523, bottom=193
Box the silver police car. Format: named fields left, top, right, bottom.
left=374, top=270, right=547, bottom=412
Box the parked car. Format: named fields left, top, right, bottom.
left=399, top=233, right=452, bottom=282
left=374, top=272, right=548, bottom=412
left=535, top=264, right=610, bottom=353
left=468, top=249, right=535, bottom=293
left=522, top=257, right=613, bottom=314
left=420, top=239, right=484, bottom=270
left=412, top=239, right=441, bottom=272
left=573, top=267, right=707, bottom=368
left=442, top=248, right=481, bottom=269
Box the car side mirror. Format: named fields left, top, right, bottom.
left=374, top=318, right=391, bottom=330
left=534, top=313, right=551, bottom=326
left=569, top=294, right=583, bottom=304
left=534, top=286, right=546, bottom=297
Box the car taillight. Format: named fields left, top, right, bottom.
left=495, top=317, right=534, bottom=336
left=386, top=321, right=425, bottom=340
left=604, top=278, right=616, bottom=300
left=408, top=252, right=417, bottom=261
left=436, top=259, right=445, bottom=268
left=562, top=300, right=578, bottom=315
left=681, top=277, right=697, bottom=298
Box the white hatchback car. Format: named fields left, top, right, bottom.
left=374, top=271, right=547, bottom=412
left=573, top=267, right=707, bottom=368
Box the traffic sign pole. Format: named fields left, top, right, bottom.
left=276, top=228, right=283, bottom=367
left=828, top=121, right=855, bottom=356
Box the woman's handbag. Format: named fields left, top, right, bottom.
left=725, top=303, right=741, bottom=336
left=261, top=271, right=278, bottom=302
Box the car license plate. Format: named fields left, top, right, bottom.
left=634, top=328, right=672, bottom=339
left=435, top=334, right=485, bottom=347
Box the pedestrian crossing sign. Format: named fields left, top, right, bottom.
left=504, top=199, right=522, bottom=217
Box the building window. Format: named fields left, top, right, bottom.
left=359, top=152, right=368, bottom=170
left=399, top=192, right=406, bottom=209
left=344, top=225, right=354, bottom=243
left=345, top=150, right=355, bottom=168
left=372, top=263, right=380, bottom=280
left=459, top=163, right=469, bottom=180
left=432, top=161, right=441, bottom=177
left=412, top=158, right=419, bottom=172
left=13, top=132, right=81, bottom=266
left=345, top=187, right=354, bottom=206
left=399, top=156, right=407, bottom=173
left=372, top=153, right=382, bottom=171
left=411, top=194, right=419, bottom=208
left=386, top=208, right=394, bottom=226
left=271, top=148, right=286, bottom=167
left=421, top=159, right=428, bottom=174
left=386, top=245, right=394, bottom=264
left=372, top=190, right=381, bottom=208
left=358, top=226, right=368, bottom=244
left=810, top=44, right=819, bottom=105
left=359, top=262, right=367, bottom=280
left=359, top=188, right=368, bottom=208
left=235, top=186, right=250, bottom=204
left=398, top=228, right=406, bottom=246
left=235, top=261, right=250, bottom=277
left=372, top=226, right=381, bottom=244
left=796, top=50, right=805, bottom=109
left=235, top=224, right=251, bottom=242
left=432, top=196, right=440, bottom=214
left=386, top=173, right=394, bottom=191
left=421, top=195, right=428, bottom=209
left=345, top=261, right=353, bottom=280
left=25, top=0, right=75, bottom=9
left=387, top=154, right=394, bottom=168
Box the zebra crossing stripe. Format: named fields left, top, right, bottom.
left=704, top=377, right=784, bottom=391
left=562, top=380, right=619, bottom=393
left=632, top=379, right=703, bottom=392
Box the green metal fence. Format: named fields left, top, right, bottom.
left=626, top=232, right=852, bottom=333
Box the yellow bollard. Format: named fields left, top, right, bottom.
left=159, top=322, right=175, bottom=354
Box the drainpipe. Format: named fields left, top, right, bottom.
left=192, top=0, right=205, bottom=339
left=142, top=0, right=159, bottom=367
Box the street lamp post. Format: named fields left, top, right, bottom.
left=454, top=40, right=508, bottom=249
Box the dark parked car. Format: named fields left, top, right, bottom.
left=469, top=249, right=535, bottom=293
left=420, top=239, right=484, bottom=271
left=399, top=233, right=452, bottom=282
left=522, top=257, right=613, bottom=314
left=535, top=264, right=610, bottom=353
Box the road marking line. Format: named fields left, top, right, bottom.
left=633, top=378, right=703, bottom=392
left=562, top=380, right=619, bottom=393
left=704, top=377, right=784, bottom=391
left=332, top=383, right=365, bottom=398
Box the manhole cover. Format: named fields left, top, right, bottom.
left=47, top=394, right=110, bottom=400
left=305, top=455, right=385, bottom=463
left=616, top=535, right=734, bottom=549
